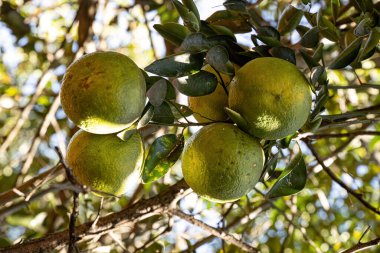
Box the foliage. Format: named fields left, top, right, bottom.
left=0, top=0, right=379, bottom=252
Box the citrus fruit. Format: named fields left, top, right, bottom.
left=188, top=65, right=237, bottom=123
left=60, top=51, right=146, bottom=134
left=181, top=123, right=264, bottom=203
left=228, top=57, right=312, bottom=140
left=66, top=129, right=144, bottom=196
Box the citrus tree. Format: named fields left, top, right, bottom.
left=0, top=0, right=379, bottom=252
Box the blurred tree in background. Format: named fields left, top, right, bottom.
left=0, top=0, right=379, bottom=252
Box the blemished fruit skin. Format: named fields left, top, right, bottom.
left=182, top=123, right=265, bottom=203
left=228, top=57, right=312, bottom=140
left=60, top=51, right=146, bottom=134
left=188, top=65, right=236, bottom=123
left=66, top=130, right=144, bottom=196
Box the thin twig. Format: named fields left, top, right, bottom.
left=306, top=142, right=380, bottom=215
left=141, top=4, right=158, bottom=59
left=17, top=96, right=61, bottom=184
left=328, top=84, right=380, bottom=90
left=358, top=226, right=371, bottom=243
left=179, top=201, right=270, bottom=253
left=148, top=120, right=230, bottom=127
left=54, top=147, right=82, bottom=187
left=300, top=131, right=380, bottom=140
left=254, top=188, right=324, bottom=253
left=0, top=182, right=78, bottom=220
left=169, top=209, right=259, bottom=253
left=0, top=180, right=189, bottom=253
left=0, top=164, right=63, bottom=205
left=0, top=71, right=53, bottom=154
left=340, top=237, right=380, bottom=253
left=68, top=192, right=79, bottom=253
left=134, top=224, right=171, bottom=252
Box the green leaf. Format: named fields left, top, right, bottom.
left=352, top=0, right=373, bottom=12
left=137, top=104, right=155, bottom=129
left=153, top=23, right=190, bottom=46
left=180, top=33, right=213, bottom=53
left=223, top=0, right=247, bottom=12
left=169, top=101, right=193, bottom=119
left=152, top=102, right=175, bottom=124
left=257, top=26, right=281, bottom=41
left=144, top=53, right=203, bottom=77
left=302, top=115, right=322, bottom=132
left=172, top=0, right=200, bottom=32
left=253, top=45, right=271, bottom=56
left=260, top=152, right=280, bottom=181
left=182, top=0, right=200, bottom=21
left=0, top=238, right=11, bottom=248
left=269, top=47, right=296, bottom=65
left=331, top=0, right=340, bottom=22
left=277, top=5, right=303, bottom=35
left=173, top=70, right=218, bottom=96
left=311, top=66, right=327, bottom=90
left=317, top=10, right=340, bottom=42
left=207, top=24, right=236, bottom=39
left=354, top=16, right=374, bottom=37
left=206, top=10, right=252, bottom=34
left=224, top=107, right=251, bottom=134
left=329, top=37, right=363, bottom=69
left=300, top=26, right=320, bottom=48
left=206, top=45, right=231, bottom=74
left=146, top=76, right=176, bottom=100
left=300, top=49, right=320, bottom=69
left=296, top=25, right=310, bottom=36
left=360, top=27, right=380, bottom=60
left=312, top=43, right=324, bottom=62
left=266, top=147, right=307, bottom=198
left=253, top=34, right=282, bottom=47
left=142, top=134, right=184, bottom=183
left=304, top=12, right=317, bottom=26
left=117, top=128, right=137, bottom=142
left=147, top=79, right=167, bottom=107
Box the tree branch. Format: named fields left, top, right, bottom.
left=169, top=209, right=259, bottom=253
left=340, top=237, right=380, bottom=253
left=179, top=201, right=270, bottom=253
left=301, top=131, right=380, bottom=140
left=328, top=84, right=380, bottom=90
left=0, top=180, right=189, bottom=253
left=0, top=164, right=63, bottom=205
left=306, top=142, right=380, bottom=216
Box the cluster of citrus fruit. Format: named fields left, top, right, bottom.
left=61, top=51, right=146, bottom=196
left=61, top=51, right=312, bottom=202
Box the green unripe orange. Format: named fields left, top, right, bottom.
left=228, top=57, right=312, bottom=140
left=66, top=130, right=144, bottom=196
left=181, top=123, right=265, bottom=203
left=60, top=51, right=146, bottom=134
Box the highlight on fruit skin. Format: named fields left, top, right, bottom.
left=66, top=129, right=144, bottom=196
left=228, top=57, right=312, bottom=140
left=181, top=123, right=265, bottom=203
left=60, top=51, right=146, bottom=135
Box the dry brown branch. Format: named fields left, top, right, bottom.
left=179, top=201, right=271, bottom=253
left=0, top=180, right=189, bottom=253
left=0, top=71, right=53, bottom=154
left=306, top=142, right=380, bottom=216
left=169, top=209, right=259, bottom=253
left=17, top=96, right=62, bottom=183
left=0, top=164, right=63, bottom=205
left=340, top=237, right=380, bottom=253
left=301, top=131, right=380, bottom=140
left=0, top=182, right=78, bottom=220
